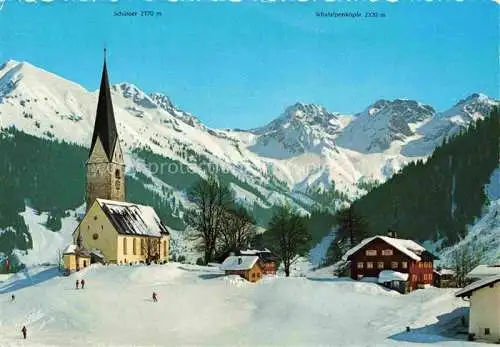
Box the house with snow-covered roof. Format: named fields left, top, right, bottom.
left=343, top=232, right=438, bottom=291
left=456, top=275, right=500, bottom=343
left=220, top=256, right=263, bottom=282
left=64, top=54, right=170, bottom=268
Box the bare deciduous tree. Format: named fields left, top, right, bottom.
left=185, top=176, right=233, bottom=265
left=268, top=204, right=311, bottom=277
left=218, top=206, right=257, bottom=256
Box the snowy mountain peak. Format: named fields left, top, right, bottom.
left=454, top=93, right=491, bottom=107
left=363, top=98, right=435, bottom=123
left=150, top=92, right=175, bottom=111
left=149, top=92, right=201, bottom=128
left=249, top=103, right=343, bottom=159
left=112, top=83, right=157, bottom=109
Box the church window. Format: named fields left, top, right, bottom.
left=123, top=238, right=127, bottom=255
left=94, top=216, right=98, bottom=221
left=115, top=169, right=120, bottom=178
left=133, top=238, right=137, bottom=255
left=163, top=241, right=167, bottom=257
left=141, top=239, right=145, bottom=255
left=93, top=233, right=99, bottom=240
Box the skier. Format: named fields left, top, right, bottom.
left=152, top=292, right=158, bottom=303
left=81, top=279, right=85, bottom=289
left=21, top=325, right=27, bottom=339
left=76, top=279, right=79, bottom=290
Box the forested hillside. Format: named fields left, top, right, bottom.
left=327, top=107, right=500, bottom=261
left=0, top=128, right=183, bottom=258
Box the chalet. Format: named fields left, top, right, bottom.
left=343, top=235, right=438, bottom=291
left=221, top=256, right=263, bottom=283
left=240, top=249, right=279, bottom=275
left=456, top=275, right=500, bottom=343
left=63, top=53, right=170, bottom=266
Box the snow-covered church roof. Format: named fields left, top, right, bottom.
left=96, top=199, right=170, bottom=237
left=343, top=236, right=436, bottom=262
left=221, top=256, right=260, bottom=271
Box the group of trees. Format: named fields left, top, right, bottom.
left=348, top=107, right=500, bottom=247
left=185, top=175, right=311, bottom=276
left=324, top=107, right=499, bottom=266
left=184, top=176, right=257, bottom=264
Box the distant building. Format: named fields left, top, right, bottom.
left=456, top=275, right=500, bottom=343
left=221, top=256, right=263, bottom=282
left=239, top=249, right=279, bottom=275
left=343, top=234, right=438, bottom=291
left=467, top=264, right=500, bottom=281
left=433, top=268, right=457, bottom=288
left=64, top=54, right=170, bottom=266
left=62, top=232, right=105, bottom=275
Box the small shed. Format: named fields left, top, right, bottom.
left=221, top=256, right=263, bottom=283
left=378, top=270, right=410, bottom=294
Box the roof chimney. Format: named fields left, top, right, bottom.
left=387, top=229, right=397, bottom=238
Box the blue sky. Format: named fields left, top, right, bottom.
left=0, top=1, right=498, bottom=129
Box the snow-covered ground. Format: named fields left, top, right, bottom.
left=0, top=263, right=488, bottom=347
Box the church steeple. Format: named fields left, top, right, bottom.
left=86, top=50, right=126, bottom=210
left=89, top=50, right=118, bottom=162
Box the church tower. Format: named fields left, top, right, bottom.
left=86, top=52, right=125, bottom=210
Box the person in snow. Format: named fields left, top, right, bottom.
left=11, top=294, right=15, bottom=302
left=81, top=279, right=85, bottom=289
left=21, top=325, right=27, bottom=339
left=76, top=279, right=79, bottom=290
left=152, top=292, right=158, bottom=302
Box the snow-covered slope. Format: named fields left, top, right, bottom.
left=1, top=60, right=496, bottom=196
left=0, top=59, right=498, bottom=265
left=0, top=263, right=488, bottom=346
left=438, top=169, right=500, bottom=265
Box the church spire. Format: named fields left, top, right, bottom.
left=89, top=50, right=118, bottom=162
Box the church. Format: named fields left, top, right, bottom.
left=63, top=55, right=170, bottom=272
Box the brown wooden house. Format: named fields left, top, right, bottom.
left=343, top=235, right=438, bottom=291
left=221, top=256, right=263, bottom=283
left=240, top=249, right=278, bottom=275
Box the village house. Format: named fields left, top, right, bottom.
left=221, top=256, right=263, bottom=283
left=63, top=54, right=170, bottom=271
left=455, top=274, right=500, bottom=343
left=343, top=233, right=438, bottom=292
left=239, top=249, right=279, bottom=275
left=433, top=268, right=457, bottom=288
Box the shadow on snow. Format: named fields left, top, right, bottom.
left=0, top=267, right=60, bottom=294
left=390, top=307, right=470, bottom=344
